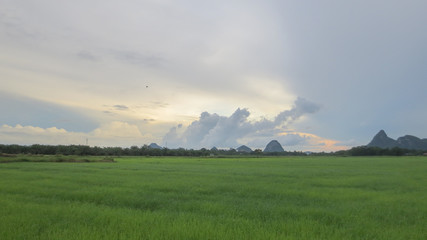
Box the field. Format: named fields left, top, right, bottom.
left=0, top=156, right=426, bottom=239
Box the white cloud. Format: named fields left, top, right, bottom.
left=0, top=107, right=350, bottom=152
left=0, top=122, right=156, bottom=147
left=0, top=124, right=84, bottom=145
left=91, top=121, right=143, bottom=138
left=162, top=97, right=323, bottom=149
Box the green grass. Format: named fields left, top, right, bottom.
left=0, top=154, right=115, bottom=163
left=0, top=156, right=426, bottom=239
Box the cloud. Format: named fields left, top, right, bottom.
left=113, top=105, right=129, bottom=111
left=77, top=51, right=98, bottom=61
left=0, top=124, right=84, bottom=145
left=1, top=0, right=426, bottom=149
left=0, top=121, right=155, bottom=147
left=278, top=132, right=349, bottom=152
left=163, top=97, right=321, bottom=149
left=279, top=1, right=427, bottom=141
left=0, top=92, right=98, bottom=132
left=110, top=50, right=164, bottom=67
left=91, top=121, right=143, bottom=138
left=253, top=97, right=320, bottom=130
left=0, top=120, right=347, bottom=151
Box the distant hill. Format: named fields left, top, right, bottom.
left=148, top=143, right=162, bottom=149
left=397, top=135, right=427, bottom=150
left=263, top=140, right=284, bottom=152
left=367, top=130, right=427, bottom=150
left=237, top=145, right=252, bottom=153
left=367, top=130, right=397, bottom=148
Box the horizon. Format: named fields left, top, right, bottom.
left=3, top=129, right=427, bottom=154
left=1, top=1, right=427, bottom=152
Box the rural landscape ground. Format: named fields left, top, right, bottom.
left=0, top=155, right=426, bottom=239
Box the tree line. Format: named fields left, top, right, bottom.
left=0, top=144, right=306, bottom=157
left=0, top=144, right=425, bottom=157
left=333, top=146, right=426, bottom=156
left=0, top=144, right=210, bottom=156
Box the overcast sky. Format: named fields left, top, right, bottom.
left=1, top=0, right=426, bottom=151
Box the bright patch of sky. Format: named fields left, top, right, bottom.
left=1, top=0, right=426, bottom=151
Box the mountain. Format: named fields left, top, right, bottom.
left=237, top=145, right=252, bottom=153
left=367, top=130, right=397, bottom=148
left=263, top=140, right=285, bottom=152
left=397, top=135, right=427, bottom=150
left=148, top=143, right=162, bottom=149
left=367, top=130, right=427, bottom=150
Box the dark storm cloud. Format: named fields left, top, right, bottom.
left=277, top=1, right=427, bottom=142
left=254, top=97, right=320, bottom=130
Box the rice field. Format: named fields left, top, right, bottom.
left=0, top=156, right=426, bottom=239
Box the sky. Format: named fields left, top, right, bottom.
left=1, top=0, right=426, bottom=152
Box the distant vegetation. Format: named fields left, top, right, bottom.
left=0, top=144, right=426, bottom=157
left=335, top=146, right=427, bottom=156
left=0, top=144, right=308, bottom=157
left=0, top=154, right=114, bottom=163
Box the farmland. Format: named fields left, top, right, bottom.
left=0, top=156, right=426, bottom=239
